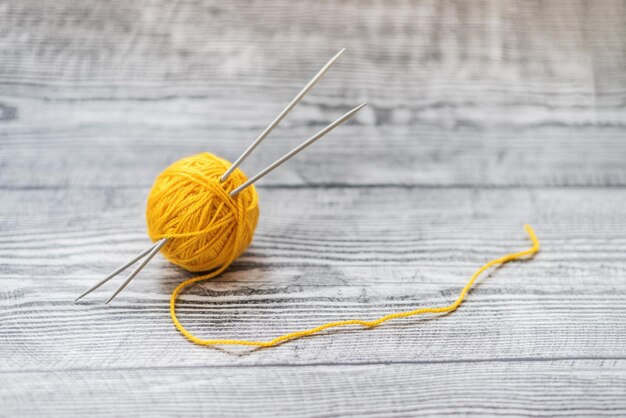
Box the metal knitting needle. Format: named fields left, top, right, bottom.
left=77, top=50, right=361, bottom=303
left=101, top=102, right=366, bottom=303
left=86, top=52, right=346, bottom=299
left=87, top=102, right=366, bottom=304
left=230, top=102, right=367, bottom=197
left=220, top=48, right=346, bottom=183
left=104, top=238, right=168, bottom=304
left=74, top=239, right=162, bottom=301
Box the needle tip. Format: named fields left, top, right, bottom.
left=74, top=291, right=89, bottom=302
left=348, top=102, right=367, bottom=115
left=105, top=291, right=123, bottom=304
left=105, top=291, right=121, bottom=304
left=331, top=48, right=346, bottom=61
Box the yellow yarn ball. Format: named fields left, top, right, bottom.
left=146, top=153, right=259, bottom=272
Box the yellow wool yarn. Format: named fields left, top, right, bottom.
left=146, top=153, right=540, bottom=349
left=146, top=153, right=259, bottom=272
left=171, top=225, right=539, bottom=348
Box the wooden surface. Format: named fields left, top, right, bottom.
left=1, top=0, right=626, bottom=416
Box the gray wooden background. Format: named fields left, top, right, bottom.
left=1, top=0, right=626, bottom=416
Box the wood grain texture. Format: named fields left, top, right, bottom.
left=3, top=361, right=626, bottom=417
left=1, top=0, right=626, bottom=189
left=1, top=0, right=626, bottom=417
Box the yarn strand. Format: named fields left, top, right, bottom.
left=170, top=224, right=540, bottom=348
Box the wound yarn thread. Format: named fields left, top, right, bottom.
left=150, top=154, right=540, bottom=348
left=146, top=153, right=259, bottom=272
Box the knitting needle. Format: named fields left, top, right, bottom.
left=104, top=238, right=168, bottom=304
left=220, top=48, right=345, bottom=183
left=78, top=50, right=359, bottom=303
left=74, top=240, right=162, bottom=301
left=95, top=103, right=367, bottom=304
left=230, top=102, right=367, bottom=197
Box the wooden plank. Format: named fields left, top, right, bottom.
left=1, top=187, right=625, bottom=370
left=1, top=0, right=625, bottom=188
left=3, top=361, right=626, bottom=417
left=1, top=101, right=625, bottom=188
left=2, top=0, right=620, bottom=105
left=2, top=0, right=607, bottom=92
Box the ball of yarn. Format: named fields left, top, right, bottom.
left=146, top=153, right=259, bottom=272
